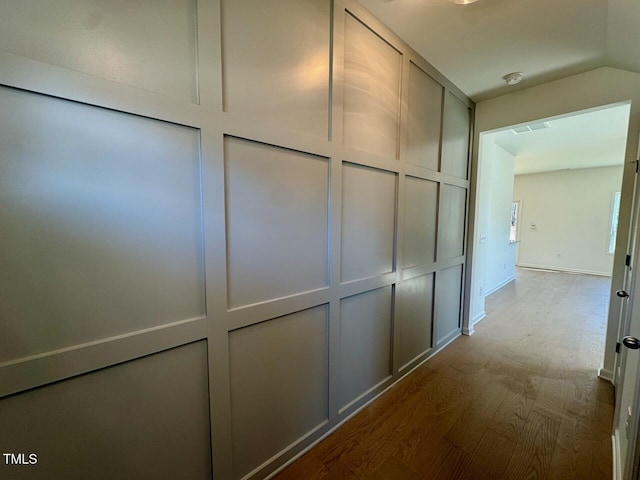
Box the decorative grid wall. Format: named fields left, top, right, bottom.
left=0, top=1, right=472, bottom=479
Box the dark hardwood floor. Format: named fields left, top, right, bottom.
left=273, top=268, right=614, bottom=480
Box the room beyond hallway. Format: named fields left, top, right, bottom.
left=273, top=268, right=614, bottom=480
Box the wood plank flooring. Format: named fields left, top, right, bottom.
left=273, top=268, right=614, bottom=480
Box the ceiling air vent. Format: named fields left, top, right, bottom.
left=511, top=122, right=550, bottom=134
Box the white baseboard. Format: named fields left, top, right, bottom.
left=485, top=275, right=516, bottom=296
left=517, top=262, right=612, bottom=277
left=598, top=367, right=614, bottom=384
left=613, top=431, right=622, bottom=480
left=471, top=310, right=486, bottom=326
left=462, top=326, right=475, bottom=336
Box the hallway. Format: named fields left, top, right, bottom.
left=274, top=268, right=614, bottom=479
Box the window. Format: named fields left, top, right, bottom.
left=609, top=191, right=621, bottom=254
left=510, top=201, right=520, bottom=243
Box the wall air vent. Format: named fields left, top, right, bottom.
left=511, top=122, right=551, bottom=134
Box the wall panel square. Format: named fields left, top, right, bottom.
left=0, top=0, right=198, bottom=102
left=0, top=87, right=204, bottom=363
left=224, top=137, right=329, bottom=308
left=397, top=273, right=434, bottom=369
left=339, top=286, right=393, bottom=408
left=403, top=176, right=438, bottom=268
left=221, top=0, right=330, bottom=138
left=438, top=184, right=467, bottom=261
left=442, top=93, right=471, bottom=179
left=0, top=342, right=212, bottom=480
left=229, top=305, right=329, bottom=479
left=341, top=163, right=396, bottom=282
left=343, top=13, right=402, bottom=159
left=406, top=63, right=443, bottom=170
left=435, top=265, right=463, bottom=344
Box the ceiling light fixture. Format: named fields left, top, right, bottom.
left=503, top=72, right=524, bottom=85
left=451, top=0, right=480, bottom=4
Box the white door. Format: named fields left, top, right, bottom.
left=614, top=160, right=639, bottom=393
left=615, top=277, right=640, bottom=478
left=614, top=143, right=640, bottom=479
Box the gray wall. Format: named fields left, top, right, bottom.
left=0, top=1, right=472, bottom=479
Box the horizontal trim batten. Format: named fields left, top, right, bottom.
left=0, top=316, right=207, bottom=398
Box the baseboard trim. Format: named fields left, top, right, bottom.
left=436, top=329, right=463, bottom=349
left=598, top=367, right=614, bottom=384
left=462, top=326, right=475, bottom=336
left=517, top=262, right=612, bottom=277
left=472, top=310, right=486, bottom=326
left=485, top=275, right=516, bottom=296
left=264, top=331, right=462, bottom=479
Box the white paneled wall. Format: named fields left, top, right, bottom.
left=0, top=1, right=472, bottom=479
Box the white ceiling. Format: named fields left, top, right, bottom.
left=358, top=0, right=640, bottom=102
left=490, top=103, right=630, bottom=175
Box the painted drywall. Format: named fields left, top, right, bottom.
left=469, top=137, right=491, bottom=323
left=470, top=135, right=516, bottom=324
left=466, top=66, right=640, bottom=380
left=486, top=144, right=517, bottom=293
left=513, top=166, right=623, bottom=276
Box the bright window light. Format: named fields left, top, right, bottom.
left=609, top=192, right=621, bottom=254
left=510, top=201, right=519, bottom=243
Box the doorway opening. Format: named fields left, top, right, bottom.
left=468, top=101, right=631, bottom=349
